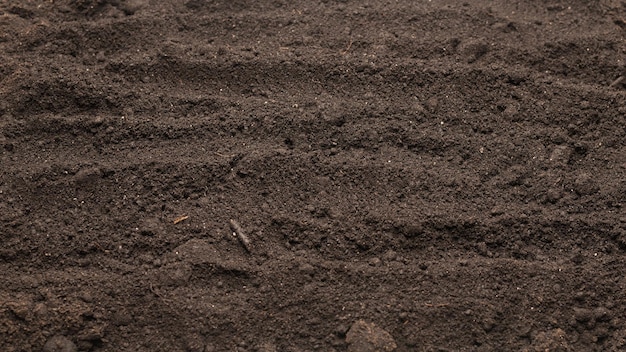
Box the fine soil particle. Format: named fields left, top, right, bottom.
left=1, top=0, right=626, bottom=351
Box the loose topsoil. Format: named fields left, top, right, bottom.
left=2, top=0, right=626, bottom=351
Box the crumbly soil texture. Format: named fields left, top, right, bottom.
left=2, top=0, right=626, bottom=351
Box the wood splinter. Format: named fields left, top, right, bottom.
left=229, top=219, right=252, bottom=253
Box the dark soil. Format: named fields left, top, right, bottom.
left=2, top=0, right=626, bottom=351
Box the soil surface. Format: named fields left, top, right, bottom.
left=2, top=0, right=626, bottom=351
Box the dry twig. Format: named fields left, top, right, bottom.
left=229, top=219, right=252, bottom=253
left=173, top=215, right=189, bottom=224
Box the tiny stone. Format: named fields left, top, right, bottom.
left=411, top=102, right=426, bottom=114
left=549, top=145, right=572, bottom=164
left=33, top=302, right=48, bottom=318
left=490, top=206, right=505, bottom=216
left=492, top=21, right=516, bottom=33
left=401, top=223, right=423, bottom=238
left=483, top=318, right=495, bottom=332
left=92, top=115, right=105, bottom=126
left=503, top=104, right=518, bottom=116
left=74, top=167, right=102, bottom=185
left=335, top=324, right=349, bottom=337
left=425, top=97, right=439, bottom=112
left=95, top=51, right=106, bottom=62
left=139, top=218, right=162, bottom=236
left=476, top=242, right=489, bottom=256
left=545, top=188, right=562, bottom=203
left=382, top=250, right=397, bottom=262
left=368, top=257, right=382, bottom=266
left=79, top=291, right=93, bottom=303
left=298, top=263, right=316, bottom=275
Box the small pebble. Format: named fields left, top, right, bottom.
left=335, top=324, right=349, bottom=337
left=381, top=250, right=397, bottom=262
left=549, top=145, right=572, bottom=164
left=95, top=51, right=106, bottom=62
left=425, top=97, right=439, bottom=112
left=139, top=218, right=162, bottom=236
left=368, top=257, right=382, bottom=266
left=79, top=291, right=93, bottom=303
left=490, top=206, right=505, bottom=216
left=298, top=263, right=316, bottom=275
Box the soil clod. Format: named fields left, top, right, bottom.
left=346, top=320, right=397, bottom=352
left=42, top=335, right=77, bottom=352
